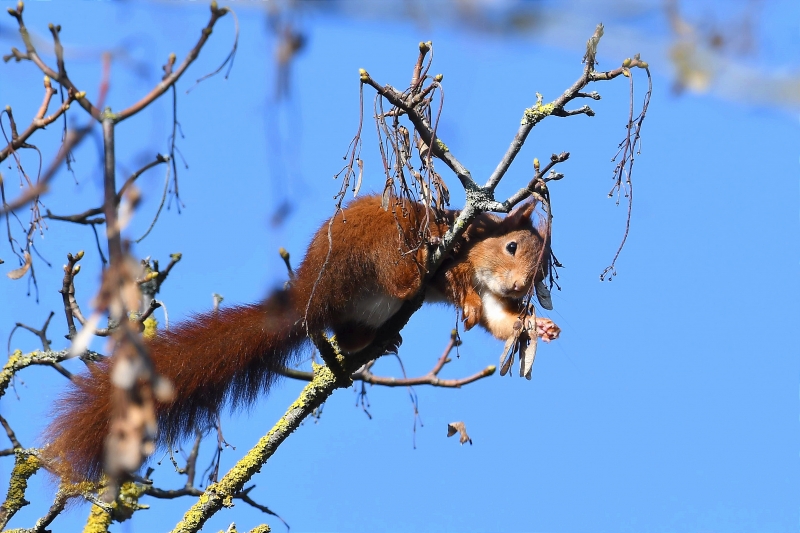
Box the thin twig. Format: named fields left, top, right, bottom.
left=114, top=3, right=232, bottom=122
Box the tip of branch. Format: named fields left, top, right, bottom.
left=210, top=1, right=229, bottom=16
left=583, top=23, right=604, bottom=65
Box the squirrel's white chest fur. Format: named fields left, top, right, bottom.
left=480, top=291, right=519, bottom=338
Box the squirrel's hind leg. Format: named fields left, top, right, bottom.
left=331, top=322, right=377, bottom=353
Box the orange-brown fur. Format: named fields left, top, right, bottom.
left=44, top=195, right=548, bottom=481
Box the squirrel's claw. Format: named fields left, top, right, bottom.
left=383, top=333, right=403, bottom=355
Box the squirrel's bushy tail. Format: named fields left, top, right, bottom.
left=43, top=290, right=307, bottom=482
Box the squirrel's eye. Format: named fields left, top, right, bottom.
left=506, top=241, right=517, bottom=255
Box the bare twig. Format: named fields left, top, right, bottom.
left=7, top=311, right=72, bottom=379
left=601, top=61, right=652, bottom=280
left=236, top=485, right=290, bottom=531
left=11, top=312, right=53, bottom=351
left=0, top=414, right=22, bottom=450
left=58, top=251, right=83, bottom=340
left=114, top=3, right=232, bottom=122
left=0, top=118, right=94, bottom=217
left=0, top=75, right=74, bottom=163
left=279, top=330, right=493, bottom=388
left=187, top=6, right=239, bottom=91
left=3, top=3, right=103, bottom=120
left=44, top=154, right=169, bottom=226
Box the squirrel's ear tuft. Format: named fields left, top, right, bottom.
left=503, top=199, right=537, bottom=228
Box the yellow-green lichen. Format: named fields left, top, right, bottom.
left=2, top=349, right=71, bottom=398
left=100, top=108, right=119, bottom=122
left=0, top=350, right=24, bottom=397
left=142, top=316, right=158, bottom=339
left=112, top=481, right=148, bottom=521
left=83, top=501, right=113, bottom=533
left=81, top=480, right=148, bottom=531
left=435, top=139, right=449, bottom=153
left=66, top=480, right=99, bottom=497
left=521, top=93, right=554, bottom=125
left=1, top=450, right=41, bottom=518
left=173, top=363, right=339, bottom=532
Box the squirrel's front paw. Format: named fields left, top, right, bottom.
left=461, top=304, right=481, bottom=331
left=532, top=317, right=560, bottom=342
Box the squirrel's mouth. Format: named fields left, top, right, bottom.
left=502, top=287, right=529, bottom=300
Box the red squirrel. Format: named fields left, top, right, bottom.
left=44, top=195, right=560, bottom=481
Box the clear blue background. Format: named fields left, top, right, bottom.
left=0, top=1, right=797, bottom=532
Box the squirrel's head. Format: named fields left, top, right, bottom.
left=471, top=199, right=548, bottom=300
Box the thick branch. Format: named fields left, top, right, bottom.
left=171, top=365, right=338, bottom=533
left=0, top=349, right=101, bottom=399
left=0, top=449, right=41, bottom=530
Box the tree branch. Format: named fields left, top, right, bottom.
left=279, top=330, right=495, bottom=388
left=3, top=2, right=102, bottom=120
left=113, top=3, right=230, bottom=123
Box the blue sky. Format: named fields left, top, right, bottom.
left=0, top=1, right=798, bottom=532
